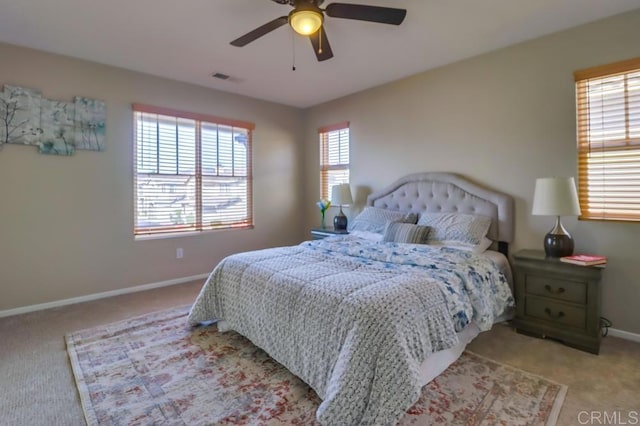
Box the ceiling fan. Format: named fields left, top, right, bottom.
left=230, top=0, right=407, bottom=62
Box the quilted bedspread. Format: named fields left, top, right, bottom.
left=188, top=236, right=513, bottom=425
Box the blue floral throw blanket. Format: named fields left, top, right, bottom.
left=188, top=236, right=513, bottom=425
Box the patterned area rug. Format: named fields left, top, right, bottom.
left=66, top=306, right=567, bottom=425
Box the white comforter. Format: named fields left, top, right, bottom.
left=188, top=236, right=513, bottom=425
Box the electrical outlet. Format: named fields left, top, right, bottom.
left=176, top=248, right=184, bottom=259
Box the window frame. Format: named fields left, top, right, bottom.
left=319, top=121, right=350, bottom=200
left=574, top=57, right=640, bottom=222
left=132, top=103, right=254, bottom=237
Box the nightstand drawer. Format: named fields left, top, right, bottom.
left=525, top=275, right=586, bottom=304
left=525, top=296, right=586, bottom=329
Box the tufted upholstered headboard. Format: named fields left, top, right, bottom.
left=366, top=172, right=514, bottom=253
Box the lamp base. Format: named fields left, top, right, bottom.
left=333, top=207, right=348, bottom=231
left=544, top=232, right=574, bottom=258
left=543, top=216, right=575, bottom=258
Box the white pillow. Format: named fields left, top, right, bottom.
left=430, top=237, right=494, bottom=254
left=474, top=237, right=494, bottom=253
left=417, top=213, right=492, bottom=246
left=348, top=207, right=417, bottom=234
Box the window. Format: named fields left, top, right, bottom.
left=319, top=122, right=350, bottom=200
left=574, top=57, right=640, bottom=221
left=133, top=104, right=254, bottom=236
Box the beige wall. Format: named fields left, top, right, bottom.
left=0, top=43, right=305, bottom=311
left=303, top=10, right=640, bottom=334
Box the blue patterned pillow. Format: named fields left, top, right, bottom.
left=383, top=222, right=432, bottom=244
left=348, top=207, right=417, bottom=234
left=416, top=213, right=492, bottom=246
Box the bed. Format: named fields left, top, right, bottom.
left=188, top=172, right=515, bottom=425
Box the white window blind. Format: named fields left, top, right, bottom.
left=319, top=122, right=350, bottom=200
left=574, top=57, right=640, bottom=221
left=133, top=104, right=254, bottom=236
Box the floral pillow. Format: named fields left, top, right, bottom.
left=383, top=222, right=432, bottom=244
left=348, top=207, right=417, bottom=234
left=417, top=212, right=492, bottom=246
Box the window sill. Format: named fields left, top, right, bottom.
left=134, top=225, right=254, bottom=241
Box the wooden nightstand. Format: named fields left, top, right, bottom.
left=511, top=249, right=604, bottom=354
left=310, top=228, right=349, bottom=239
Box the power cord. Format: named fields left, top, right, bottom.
left=600, top=317, right=612, bottom=337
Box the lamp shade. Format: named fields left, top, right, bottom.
left=532, top=177, right=581, bottom=216
left=331, top=183, right=353, bottom=206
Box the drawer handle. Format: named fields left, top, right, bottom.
left=544, top=308, right=565, bottom=319
left=544, top=285, right=565, bottom=295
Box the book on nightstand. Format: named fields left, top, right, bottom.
left=560, top=254, right=607, bottom=266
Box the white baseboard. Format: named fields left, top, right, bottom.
left=608, top=327, right=640, bottom=343
left=0, top=273, right=209, bottom=319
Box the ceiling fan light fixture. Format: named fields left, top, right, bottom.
left=289, top=9, right=323, bottom=35
left=230, top=1, right=407, bottom=63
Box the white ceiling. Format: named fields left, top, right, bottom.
left=0, top=0, right=639, bottom=108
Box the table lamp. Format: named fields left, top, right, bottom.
left=531, top=177, right=582, bottom=258
left=331, top=183, right=353, bottom=231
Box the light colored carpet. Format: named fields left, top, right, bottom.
left=1, top=280, right=639, bottom=425
left=65, top=306, right=567, bottom=425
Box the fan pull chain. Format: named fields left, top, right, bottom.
left=291, top=31, right=296, bottom=71
left=318, top=30, right=323, bottom=54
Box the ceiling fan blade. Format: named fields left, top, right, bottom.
left=309, top=26, right=334, bottom=61
left=230, top=16, right=288, bottom=47
left=325, top=3, right=406, bottom=25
